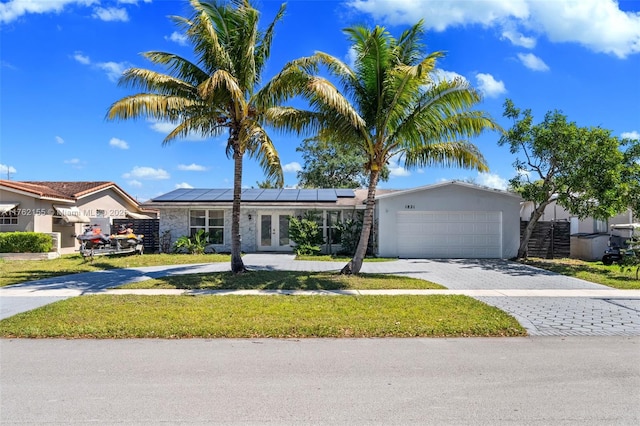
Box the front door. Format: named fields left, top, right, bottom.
left=258, top=212, right=293, bottom=251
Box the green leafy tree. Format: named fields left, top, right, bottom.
left=288, top=212, right=324, bottom=256
left=500, top=99, right=636, bottom=258
left=296, top=137, right=388, bottom=188
left=262, top=21, right=498, bottom=273
left=107, top=0, right=287, bottom=273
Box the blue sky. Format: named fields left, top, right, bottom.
left=1, top=0, right=639, bottom=202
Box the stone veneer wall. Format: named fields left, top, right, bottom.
left=158, top=208, right=189, bottom=253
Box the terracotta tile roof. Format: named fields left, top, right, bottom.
left=0, top=181, right=137, bottom=204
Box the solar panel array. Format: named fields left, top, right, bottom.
left=152, top=188, right=356, bottom=202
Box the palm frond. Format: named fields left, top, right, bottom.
left=403, top=141, right=489, bottom=172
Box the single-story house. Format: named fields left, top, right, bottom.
left=0, top=180, right=155, bottom=254
left=520, top=198, right=637, bottom=260
left=143, top=181, right=523, bottom=259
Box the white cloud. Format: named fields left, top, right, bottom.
left=0, top=164, right=17, bottom=176
left=165, top=31, right=187, bottom=46
left=388, top=157, right=411, bottom=177
left=73, top=51, right=91, bottom=65
left=178, top=163, right=207, bottom=171
left=122, top=166, right=170, bottom=180
left=432, top=69, right=467, bottom=83
left=621, top=131, right=639, bottom=140
left=175, top=182, right=194, bottom=189
left=347, top=0, right=529, bottom=31
left=501, top=29, right=536, bottom=48
left=475, top=73, right=507, bottom=98
left=517, top=53, right=549, bottom=71
left=55, top=136, right=64, bottom=144
left=128, top=180, right=143, bottom=188
left=64, top=158, right=84, bottom=169
left=0, top=0, right=98, bottom=24
left=347, top=0, right=640, bottom=58
left=476, top=172, right=509, bottom=190
left=109, top=137, right=129, bottom=149
left=92, top=7, right=128, bottom=22
left=282, top=162, right=302, bottom=173
left=96, top=61, right=129, bottom=82
left=149, top=121, right=176, bottom=134
left=64, top=158, right=80, bottom=164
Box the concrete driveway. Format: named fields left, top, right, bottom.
left=1, top=254, right=640, bottom=336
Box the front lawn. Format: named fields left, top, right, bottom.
left=119, top=270, right=445, bottom=290
left=521, top=258, right=640, bottom=289
left=0, top=294, right=525, bottom=338
left=0, top=253, right=230, bottom=287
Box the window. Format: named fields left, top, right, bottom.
left=190, top=210, right=225, bottom=244
left=594, top=219, right=608, bottom=234
left=0, top=208, right=18, bottom=225
left=325, top=210, right=342, bottom=244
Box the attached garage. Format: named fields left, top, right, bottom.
left=376, top=181, right=521, bottom=259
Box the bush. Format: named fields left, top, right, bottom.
left=173, top=230, right=209, bottom=254
left=0, top=232, right=53, bottom=253
left=289, top=212, right=324, bottom=256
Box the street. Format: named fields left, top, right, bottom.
left=1, top=337, right=639, bottom=425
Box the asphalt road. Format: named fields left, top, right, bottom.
left=1, top=337, right=639, bottom=425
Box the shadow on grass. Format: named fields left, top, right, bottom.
left=522, top=259, right=639, bottom=284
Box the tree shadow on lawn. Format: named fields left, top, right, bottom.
left=144, top=270, right=395, bottom=291
left=521, top=259, right=638, bottom=282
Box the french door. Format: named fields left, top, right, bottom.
left=258, top=212, right=293, bottom=251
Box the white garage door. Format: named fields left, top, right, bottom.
left=396, top=211, right=502, bottom=258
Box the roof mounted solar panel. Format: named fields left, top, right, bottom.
left=317, top=189, right=338, bottom=201
left=152, top=189, right=188, bottom=201
left=276, top=190, right=299, bottom=201
left=296, top=189, right=318, bottom=201
left=197, top=189, right=228, bottom=201
left=242, top=189, right=264, bottom=201
left=335, top=189, right=356, bottom=198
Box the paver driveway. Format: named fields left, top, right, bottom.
left=1, top=254, right=639, bottom=336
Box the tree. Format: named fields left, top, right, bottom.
left=296, top=137, right=388, bottom=188
left=262, top=21, right=498, bottom=273
left=500, top=99, right=636, bottom=258
left=107, top=0, right=286, bottom=273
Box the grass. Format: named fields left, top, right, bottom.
left=0, top=294, right=526, bottom=338
left=119, top=270, right=445, bottom=290
left=521, top=257, right=640, bottom=289
left=0, top=253, right=230, bottom=287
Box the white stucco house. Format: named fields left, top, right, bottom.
left=144, top=181, right=523, bottom=259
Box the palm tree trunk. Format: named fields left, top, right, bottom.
left=341, top=168, right=380, bottom=275
left=231, top=144, right=247, bottom=273
left=518, top=201, right=551, bottom=258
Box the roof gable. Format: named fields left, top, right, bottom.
left=375, top=180, right=522, bottom=200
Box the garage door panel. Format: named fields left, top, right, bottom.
left=397, top=211, right=502, bottom=258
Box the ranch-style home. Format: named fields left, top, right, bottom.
left=0, top=180, right=155, bottom=254
left=144, top=181, right=523, bottom=259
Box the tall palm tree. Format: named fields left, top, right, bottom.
left=263, top=21, right=500, bottom=274
left=107, top=0, right=286, bottom=273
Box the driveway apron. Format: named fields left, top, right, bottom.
left=1, top=254, right=639, bottom=336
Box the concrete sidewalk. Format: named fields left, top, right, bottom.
left=1, top=253, right=640, bottom=335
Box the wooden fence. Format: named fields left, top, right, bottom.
left=112, top=219, right=160, bottom=254
left=520, top=220, right=570, bottom=259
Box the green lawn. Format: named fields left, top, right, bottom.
left=296, top=255, right=395, bottom=262
left=0, top=253, right=230, bottom=287
left=521, top=258, right=640, bottom=289
left=119, top=270, right=445, bottom=290
left=0, top=294, right=526, bottom=338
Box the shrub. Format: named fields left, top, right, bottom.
left=289, top=212, right=324, bottom=256
left=0, top=232, right=53, bottom=253
left=173, top=230, right=209, bottom=254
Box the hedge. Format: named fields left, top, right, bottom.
left=0, top=232, right=53, bottom=253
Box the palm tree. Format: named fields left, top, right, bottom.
left=107, top=0, right=286, bottom=273
left=263, top=21, right=500, bottom=274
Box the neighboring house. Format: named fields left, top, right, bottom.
left=145, top=181, right=523, bottom=259
left=0, top=181, right=155, bottom=254
left=519, top=198, right=637, bottom=260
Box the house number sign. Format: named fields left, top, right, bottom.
left=404, top=204, right=416, bottom=209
